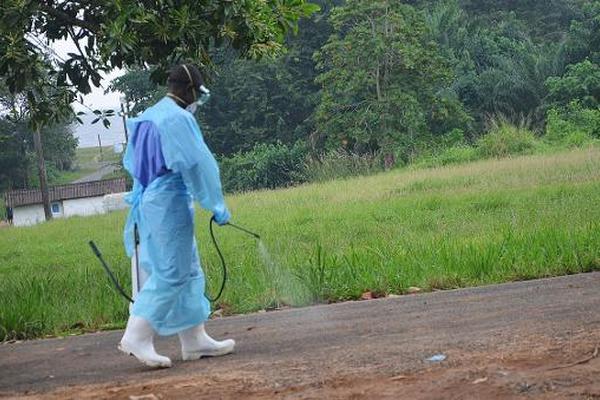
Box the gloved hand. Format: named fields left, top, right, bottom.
left=213, top=207, right=231, bottom=226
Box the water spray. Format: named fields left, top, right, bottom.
left=89, top=217, right=261, bottom=304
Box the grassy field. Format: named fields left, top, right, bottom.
left=1, top=147, right=600, bottom=341
left=51, top=146, right=122, bottom=185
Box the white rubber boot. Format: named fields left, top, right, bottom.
left=119, top=316, right=172, bottom=368
left=178, top=324, right=235, bottom=361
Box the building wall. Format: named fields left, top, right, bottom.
left=12, top=192, right=129, bottom=227
left=12, top=204, right=47, bottom=227
left=63, top=196, right=106, bottom=217
left=103, top=192, right=129, bottom=212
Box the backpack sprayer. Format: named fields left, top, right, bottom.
left=89, top=216, right=260, bottom=304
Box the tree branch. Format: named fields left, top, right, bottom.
left=67, top=26, right=97, bottom=75
left=38, top=3, right=100, bottom=33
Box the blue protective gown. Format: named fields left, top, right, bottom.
left=122, top=97, right=228, bottom=336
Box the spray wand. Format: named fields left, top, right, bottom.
left=89, top=218, right=260, bottom=304
left=226, top=221, right=261, bottom=240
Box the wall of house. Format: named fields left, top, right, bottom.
left=103, top=192, right=128, bottom=212
left=63, top=196, right=105, bottom=217
left=12, top=192, right=129, bottom=227
left=13, top=204, right=47, bottom=227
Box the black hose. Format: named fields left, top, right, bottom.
left=205, top=216, right=227, bottom=302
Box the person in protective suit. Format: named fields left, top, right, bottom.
left=119, top=64, right=234, bottom=368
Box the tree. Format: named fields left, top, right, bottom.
left=421, top=0, right=579, bottom=131
left=0, top=119, right=29, bottom=191
left=563, top=1, right=600, bottom=65
left=200, top=0, right=337, bottom=156
left=0, top=76, right=73, bottom=219
left=314, top=0, right=462, bottom=165
left=200, top=58, right=309, bottom=155
left=546, top=59, right=600, bottom=109
left=459, top=0, right=586, bottom=42
left=0, top=83, right=77, bottom=192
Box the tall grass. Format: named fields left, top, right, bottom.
left=476, top=119, right=539, bottom=158
left=303, top=150, right=383, bottom=182
left=1, top=147, right=600, bottom=340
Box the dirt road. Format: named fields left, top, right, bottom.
left=1, top=273, right=599, bottom=399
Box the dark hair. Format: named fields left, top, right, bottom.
left=167, top=64, right=204, bottom=93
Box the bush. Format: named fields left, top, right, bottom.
left=440, top=128, right=467, bottom=148
left=545, top=102, right=600, bottom=147
left=220, top=144, right=383, bottom=192
left=476, top=120, right=539, bottom=158
left=220, top=142, right=307, bottom=193
left=303, top=150, right=383, bottom=183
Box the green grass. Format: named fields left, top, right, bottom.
left=1, top=147, right=600, bottom=340
left=52, top=146, right=122, bottom=184
left=75, top=146, right=121, bottom=167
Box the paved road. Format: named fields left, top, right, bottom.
left=1, top=272, right=599, bottom=399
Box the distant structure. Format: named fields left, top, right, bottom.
left=4, top=178, right=129, bottom=227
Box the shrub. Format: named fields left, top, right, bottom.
left=220, top=142, right=307, bottom=193
left=440, top=128, right=467, bottom=148
left=221, top=144, right=384, bottom=192
left=545, top=102, right=600, bottom=147
left=476, top=120, right=539, bottom=157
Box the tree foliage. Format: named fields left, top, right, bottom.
left=314, top=0, right=468, bottom=161
left=109, top=0, right=336, bottom=156
left=546, top=59, right=600, bottom=109
left=0, top=0, right=319, bottom=98
left=108, top=0, right=599, bottom=166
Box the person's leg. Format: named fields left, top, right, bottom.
left=178, top=323, right=235, bottom=360
left=120, top=240, right=171, bottom=368
left=177, top=241, right=235, bottom=361
left=119, top=315, right=172, bottom=368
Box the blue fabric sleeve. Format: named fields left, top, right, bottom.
left=132, top=121, right=169, bottom=188
left=160, top=113, right=229, bottom=217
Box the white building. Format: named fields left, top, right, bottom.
left=5, top=178, right=129, bottom=227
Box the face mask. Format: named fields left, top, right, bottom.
left=185, top=85, right=211, bottom=114
left=186, top=102, right=198, bottom=114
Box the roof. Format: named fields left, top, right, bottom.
left=4, top=178, right=128, bottom=208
